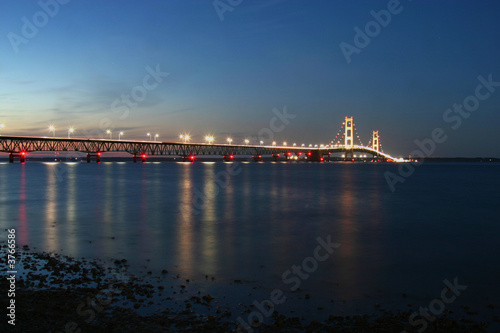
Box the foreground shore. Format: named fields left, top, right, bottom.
left=0, top=247, right=494, bottom=332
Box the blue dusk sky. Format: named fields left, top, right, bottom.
left=1, top=0, right=500, bottom=157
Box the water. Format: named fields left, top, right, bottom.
left=1, top=161, right=499, bottom=324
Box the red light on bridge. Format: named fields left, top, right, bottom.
left=97, top=152, right=101, bottom=156
left=287, top=152, right=291, bottom=156
left=190, top=155, right=195, bottom=160
left=258, top=155, right=262, bottom=158
left=142, top=154, right=146, bottom=158
left=21, top=152, right=25, bottom=156
left=277, top=153, right=280, bottom=157
left=320, top=157, right=324, bottom=162
left=307, top=152, right=312, bottom=156
left=230, top=155, right=234, bottom=159
left=298, top=152, right=302, bottom=156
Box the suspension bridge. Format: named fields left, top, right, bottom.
left=0, top=117, right=403, bottom=163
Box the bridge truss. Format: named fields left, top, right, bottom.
left=0, top=136, right=402, bottom=163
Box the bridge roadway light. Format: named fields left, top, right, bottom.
left=293, top=143, right=296, bottom=147
left=272, top=141, right=276, bottom=146
left=283, top=141, right=287, bottom=146
left=244, top=139, right=249, bottom=145
left=68, top=127, right=74, bottom=139
left=0, top=123, right=3, bottom=135
left=147, top=133, right=151, bottom=140
left=106, top=129, right=112, bottom=139
left=260, top=141, right=263, bottom=145
left=119, top=131, right=124, bottom=140
left=49, top=125, right=55, bottom=138
left=205, top=136, right=214, bottom=144
left=155, top=133, right=159, bottom=141
left=227, top=137, right=232, bottom=145
left=301, top=144, right=305, bottom=147
left=309, top=144, right=312, bottom=147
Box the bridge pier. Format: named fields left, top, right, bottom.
left=307, top=150, right=324, bottom=162
left=344, top=149, right=354, bottom=161
left=9, top=152, right=26, bottom=163
left=132, top=153, right=146, bottom=163
left=252, top=154, right=263, bottom=162
left=86, top=152, right=101, bottom=163
left=182, top=155, right=195, bottom=162
left=222, top=154, right=234, bottom=162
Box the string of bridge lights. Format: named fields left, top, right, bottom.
left=0, top=123, right=381, bottom=151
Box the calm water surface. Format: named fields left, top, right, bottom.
left=1, top=161, right=499, bottom=321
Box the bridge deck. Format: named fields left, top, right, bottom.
left=0, top=135, right=400, bottom=161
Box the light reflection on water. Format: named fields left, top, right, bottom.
left=0, top=161, right=499, bottom=317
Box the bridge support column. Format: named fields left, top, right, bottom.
left=182, top=155, right=195, bottom=162
left=307, top=150, right=324, bottom=162
left=223, top=154, right=234, bottom=162
left=253, top=154, right=262, bottom=162
left=9, top=152, right=26, bottom=163
left=345, top=149, right=354, bottom=161
left=86, top=152, right=101, bottom=163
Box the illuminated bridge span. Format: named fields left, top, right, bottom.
left=0, top=117, right=403, bottom=163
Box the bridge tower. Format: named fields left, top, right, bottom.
left=344, top=117, right=354, bottom=160
left=344, top=117, right=354, bottom=147
left=372, top=131, right=379, bottom=152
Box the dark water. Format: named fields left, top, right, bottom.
left=1, top=161, right=499, bottom=323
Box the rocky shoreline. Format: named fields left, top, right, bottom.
left=0, top=246, right=495, bottom=332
